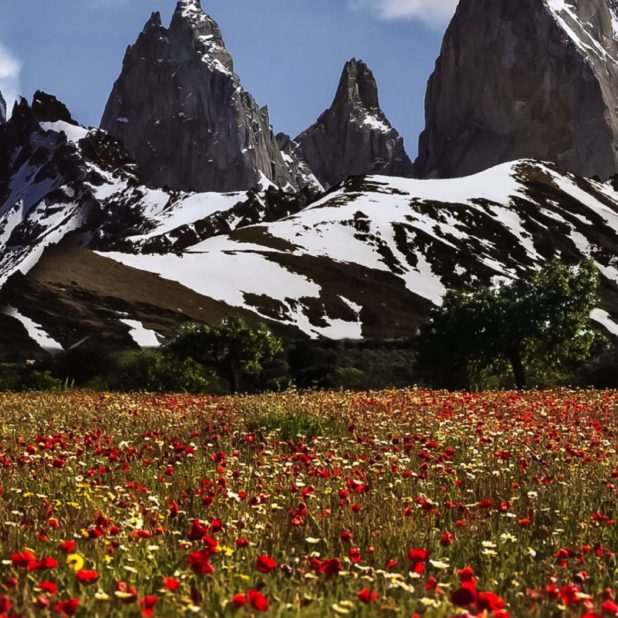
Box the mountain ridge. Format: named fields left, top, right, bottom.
left=2, top=1, right=618, bottom=356
left=1, top=92, right=617, bottom=353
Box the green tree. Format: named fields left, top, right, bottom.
left=110, top=351, right=211, bottom=394
left=169, top=317, right=283, bottom=393
left=417, top=260, right=601, bottom=390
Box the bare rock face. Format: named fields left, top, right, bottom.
left=0, top=91, right=6, bottom=123
left=275, top=132, right=323, bottom=193
left=100, top=0, right=299, bottom=192
left=416, top=0, right=618, bottom=180
left=295, top=59, right=413, bottom=190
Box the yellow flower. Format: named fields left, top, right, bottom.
left=66, top=554, right=85, bottom=572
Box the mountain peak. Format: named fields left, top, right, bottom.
left=144, top=11, right=162, bottom=29
left=172, top=0, right=223, bottom=36
left=0, top=90, right=6, bottom=123
left=100, top=0, right=301, bottom=193
left=31, top=91, right=75, bottom=124
left=415, top=0, right=618, bottom=180
left=335, top=58, right=380, bottom=111
left=175, top=0, right=204, bottom=16
left=294, top=58, right=412, bottom=189
left=169, top=0, right=233, bottom=75
left=294, top=59, right=413, bottom=189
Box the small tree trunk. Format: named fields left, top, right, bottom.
left=227, top=364, right=239, bottom=394
left=508, top=348, right=527, bottom=390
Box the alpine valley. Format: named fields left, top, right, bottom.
left=1, top=0, right=618, bottom=355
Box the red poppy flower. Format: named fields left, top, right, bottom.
left=357, top=588, right=378, bottom=604
left=187, top=550, right=215, bottom=575
left=188, top=520, right=209, bottom=542
left=140, top=595, right=158, bottom=614
left=602, top=600, right=618, bottom=615
left=408, top=548, right=429, bottom=562
left=256, top=554, right=278, bottom=574
left=76, top=569, right=99, bottom=584
left=54, top=598, right=79, bottom=616
left=163, top=577, right=180, bottom=592
left=231, top=593, right=247, bottom=608
left=210, top=519, right=224, bottom=533
left=39, top=581, right=58, bottom=595
left=349, top=548, right=362, bottom=564
left=203, top=535, right=219, bottom=553
left=408, top=548, right=429, bottom=574
left=451, top=586, right=477, bottom=607
left=313, top=558, right=343, bottom=577
left=0, top=597, right=11, bottom=613
left=11, top=550, right=35, bottom=568
left=341, top=530, right=353, bottom=543
left=458, top=566, right=476, bottom=584
left=477, top=591, right=506, bottom=611
left=235, top=538, right=249, bottom=548
left=440, top=531, right=454, bottom=546
left=34, top=557, right=59, bottom=571
left=247, top=590, right=268, bottom=612
left=560, top=584, right=581, bottom=606
left=59, top=541, right=76, bottom=554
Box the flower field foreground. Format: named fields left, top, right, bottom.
left=0, top=390, right=617, bottom=617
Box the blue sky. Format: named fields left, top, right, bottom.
left=0, top=0, right=457, bottom=157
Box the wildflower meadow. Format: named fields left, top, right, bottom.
left=0, top=389, right=617, bottom=617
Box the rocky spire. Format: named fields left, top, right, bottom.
left=0, top=91, right=6, bottom=123
left=335, top=58, right=381, bottom=110
left=294, top=59, right=413, bottom=190
left=415, top=0, right=618, bottom=180
left=100, top=0, right=300, bottom=193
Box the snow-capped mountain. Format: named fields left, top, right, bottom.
left=416, top=0, right=618, bottom=180
left=2, top=0, right=618, bottom=355
left=0, top=90, right=6, bottom=123
left=93, top=160, right=618, bottom=341
left=0, top=92, right=316, bottom=287
left=1, top=97, right=617, bottom=353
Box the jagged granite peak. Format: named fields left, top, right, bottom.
left=100, top=0, right=299, bottom=193
left=170, top=0, right=233, bottom=73
left=0, top=91, right=6, bottom=123
left=335, top=58, right=381, bottom=110
left=415, top=0, right=618, bottom=180
left=31, top=91, right=75, bottom=124
left=295, top=58, right=413, bottom=190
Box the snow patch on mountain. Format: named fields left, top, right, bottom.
left=120, top=319, right=161, bottom=348
left=95, top=159, right=618, bottom=339
left=545, top=0, right=617, bottom=62
left=3, top=305, right=63, bottom=351
left=40, top=121, right=90, bottom=144
left=591, top=309, right=618, bottom=337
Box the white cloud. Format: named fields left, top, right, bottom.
left=351, top=0, right=458, bottom=27
left=0, top=42, right=21, bottom=118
